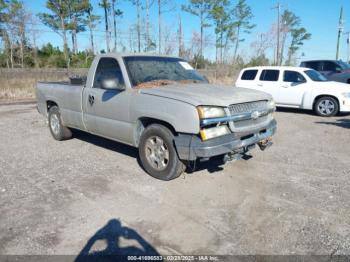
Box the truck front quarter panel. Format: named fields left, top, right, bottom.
left=130, top=93, right=200, bottom=145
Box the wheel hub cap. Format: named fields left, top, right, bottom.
left=50, top=114, right=60, bottom=135
left=145, top=136, right=169, bottom=171
left=318, top=100, right=335, bottom=115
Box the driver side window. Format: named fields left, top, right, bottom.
left=283, top=71, right=306, bottom=83
left=93, top=58, right=125, bottom=89
left=322, top=62, right=337, bottom=72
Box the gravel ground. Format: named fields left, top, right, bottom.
left=0, top=103, right=350, bottom=257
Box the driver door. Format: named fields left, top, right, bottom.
left=320, top=61, right=340, bottom=78
left=85, top=57, right=133, bottom=145
left=276, top=70, right=308, bottom=106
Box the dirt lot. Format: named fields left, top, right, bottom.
left=0, top=103, right=350, bottom=257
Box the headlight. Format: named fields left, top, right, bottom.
left=197, top=106, right=226, bottom=119
left=267, top=100, right=276, bottom=111
left=342, top=92, right=350, bottom=98
left=200, top=125, right=230, bottom=141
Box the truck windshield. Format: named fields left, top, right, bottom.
left=304, top=70, right=328, bottom=82
left=123, top=56, right=208, bottom=88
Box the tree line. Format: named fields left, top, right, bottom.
left=0, top=0, right=311, bottom=68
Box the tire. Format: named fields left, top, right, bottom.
left=314, top=96, right=339, bottom=117
left=48, top=105, right=72, bottom=141
left=139, top=124, right=185, bottom=181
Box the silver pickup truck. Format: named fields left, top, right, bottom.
left=36, top=54, right=277, bottom=180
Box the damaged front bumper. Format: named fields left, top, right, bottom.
left=174, top=119, right=277, bottom=161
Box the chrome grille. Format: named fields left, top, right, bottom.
left=233, top=115, right=269, bottom=128
left=228, top=100, right=268, bottom=115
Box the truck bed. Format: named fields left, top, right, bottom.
left=36, top=82, right=84, bottom=129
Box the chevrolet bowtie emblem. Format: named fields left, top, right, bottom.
left=251, top=111, right=260, bottom=120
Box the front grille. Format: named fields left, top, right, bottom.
left=228, top=100, right=270, bottom=131
left=228, top=100, right=268, bottom=115
left=233, top=115, right=269, bottom=128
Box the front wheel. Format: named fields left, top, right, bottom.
left=314, top=96, right=339, bottom=117
left=139, top=124, right=185, bottom=181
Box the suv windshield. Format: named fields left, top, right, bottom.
left=123, top=56, right=208, bottom=88
left=304, top=70, right=328, bottom=82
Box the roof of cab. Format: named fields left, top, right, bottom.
left=241, top=66, right=311, bottom=72
left=95, top=52, right=182, bottom=59
left=301, top=59, right=338, bottom=63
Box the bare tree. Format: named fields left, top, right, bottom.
left=1, top=0, right=31, bottom=68
left=144, top=0, right=155, bottom=51
left=29, top=15, right=39, bottom=67
left=111, top=0, right=122, bottom=51
left=250, top=32, right=273, bottom=57
left=157, top=0, right=175, bottom=54
left=162, top=22, right=176, bottom=55
left=85, top=2, right=100, bottom=54
left=177, top=14, right=185, bottom=57
left=11, top=1, right=25, bottom=67
left=129, top=0, right=142, bottom=52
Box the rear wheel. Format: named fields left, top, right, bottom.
left=139, top=124, right=185, bottom=181
left=314, top=96, right=339, bottom=117
left=48, top=106, right=72, bottom=140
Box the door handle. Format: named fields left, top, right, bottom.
left=88, top=95, right=95, bottom=106
left=282, top=85, right=289, bottom=88
left=257, top=83, right=263, bottom=87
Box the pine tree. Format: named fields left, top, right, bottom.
left=38, top=0, right=72, bottom=67
left=232, top=0, right=255, bottom=62
left=182, top=0, right=212, bottom=58
left=99, top=0, right=111, bottom=52
left=85, top=1, right=100, bottom=54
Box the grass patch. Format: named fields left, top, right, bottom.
left=0, top=68, right=238, bottom=101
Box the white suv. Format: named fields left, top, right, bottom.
left=236, top=66, right=350, bottom=116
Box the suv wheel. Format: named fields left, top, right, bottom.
left=314, top=96, right=339, bottom=117
left=139, top=124, right=185, bottom=181
left=48, top=106, right=72, bottom=140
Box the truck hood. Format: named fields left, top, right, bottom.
left=138, top=83, right=272, bottom=106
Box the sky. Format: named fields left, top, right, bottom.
left=25, top=0, right=350, bottom=63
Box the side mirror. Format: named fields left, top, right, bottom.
left=101, top=78, right=124, bottom=90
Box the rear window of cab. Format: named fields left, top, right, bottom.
left=259, top=70, right=280, bottom=81
left=241, top=69, right=258, bottom=80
